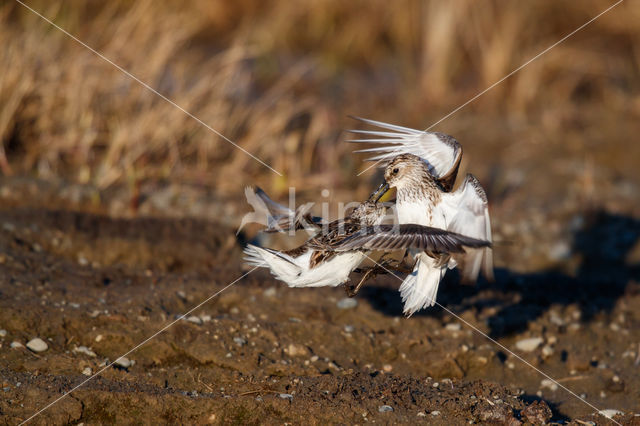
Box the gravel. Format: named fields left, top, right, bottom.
left=378, top=405, right=393, bottom=413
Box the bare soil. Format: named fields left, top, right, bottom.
left=0, top=177, right=639, bottom=425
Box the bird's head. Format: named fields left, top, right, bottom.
left=369, top=154, right=433, bottom=201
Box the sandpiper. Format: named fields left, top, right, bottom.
left=348, top=117, right=493, bottom=314
left=243, top=188, right=490, bottom=293
left=243, top=198, right=388, bottom=288
left=368, top=153, right=493, bottom=316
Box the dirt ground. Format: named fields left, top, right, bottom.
left=0, top=171, right=639, bottom=426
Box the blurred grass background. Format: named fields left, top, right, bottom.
left=1, top=0, right=639, bottom=202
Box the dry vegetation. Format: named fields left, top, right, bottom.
left=1, top=0, right=638, bottom=196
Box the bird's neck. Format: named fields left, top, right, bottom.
left=395, top=175, right=441, bottom=205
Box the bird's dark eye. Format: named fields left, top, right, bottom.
left=392, top=167, right=399, bottom=174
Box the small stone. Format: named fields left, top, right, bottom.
left=417, top=412, right=426, bottom=417
left=343, top=325, right=354, bottom=333
left=383, top=364, right=393, bottom=372
left=200, top=314, right=211, bottom=322
left=95, top=334, right=103, bottom=342
left=263, top=287, right=277, bottom=297
left=176, top=290, right=187, bottom=301
left=540, top=379, right=558, bottom=391
left=26, top=338, right=48, bottom=353
left=336, top=298, right=358, bottom=309
left=378, top=405, right=393, bottom=413
left=0, top=329, right=7, bottom=337
left=430, top=410, right=441, bottom=416
left=287, top=343, right=309, bottom=357
left=73, top=346, right=97, bottom=357
left=433, top=382, right=439, bottom=388
left=10, top=341, right=23, bottom=349
left=82, top=367, right=92, bottom=376
left=279, top=393, right=293, bottom=401
left=186, top=316, right=202, bottom=325
left=598, top=409, right=624, bottom=419
left=233, top=337, right=247, bottom=346
left=310, top=355, right=319, bottom=362
left=541, top=345, right=554, bottom=358
left=445, top=323, right=461, bottom=331
left=114, top=356, right=132, bottom=368
left=568, top=323, right=581, bottom=332
left=515, top=337, right=543, bottom=352
left=549, top=241, right=570, bottom=260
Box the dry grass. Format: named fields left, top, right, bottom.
left=1, top=0, right=638, bottom=197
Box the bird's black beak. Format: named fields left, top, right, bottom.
left=368, top=181, right=390, bottom=202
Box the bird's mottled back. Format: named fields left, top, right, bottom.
left=350, top=201, right=386, bottom=226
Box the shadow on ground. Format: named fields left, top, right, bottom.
left=361, top=210, right=640, bottom=338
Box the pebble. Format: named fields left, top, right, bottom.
left=515, top=337, right=543, bottom=352
left=343, top=325, right=354, bottom=333
left=336, top=298, right=358, bottom=309
left=541, top=345, right=554, bottom=358
left=549, top=241, right=570, bottom=260
left=26, top=338, right=48, bottom=353
left=279, top=393, right=293, bottom=401
left=73, top=346, right=97, bottom=357
left=431, top=410, right=441, bottom=416
left=82, top=367, right=92, bottom=376
left=378, top=405, right=393, bottom=413
left=186, top=316, right=202, bottom=325
left=549, top=314, right=565, bottom=326
left=263, top=287, right=277, bottom=297
left=598, top=409, right=624, bottom=419
left=445, top=323, right=461, bottom=331
left=383, top=364, right=393, bottom=372
left=114, top=356, right=132, bottom=368
left=287, top=343, right=309, bottom=357
left=540, top=379, right=558, bottom=391
left=10, top=341, right=23, bottom=349
left=0, top=329, right=6, bottom=337
left=233, top=337, right=247, bottom=346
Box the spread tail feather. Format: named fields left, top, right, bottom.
left=243, top=244, right=302, bottom=283
left=399, top=255, right=446, bottom=316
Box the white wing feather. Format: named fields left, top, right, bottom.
left=440, top=174, right=494, bottom=282
left=347, top=117, right=462, bottom=180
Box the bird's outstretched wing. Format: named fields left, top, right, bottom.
left=332, top=224, right=490, bottom=253
left=238, top=186, right=324, bottom=234
left=440, top=174, right=494, bottom=282
left=347, top=117, right=462, bottom=191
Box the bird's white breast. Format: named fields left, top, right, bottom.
left=396, top=200, right=447, bottom=229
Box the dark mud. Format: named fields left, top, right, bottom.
left=1, top=181, right=639, bottom=425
